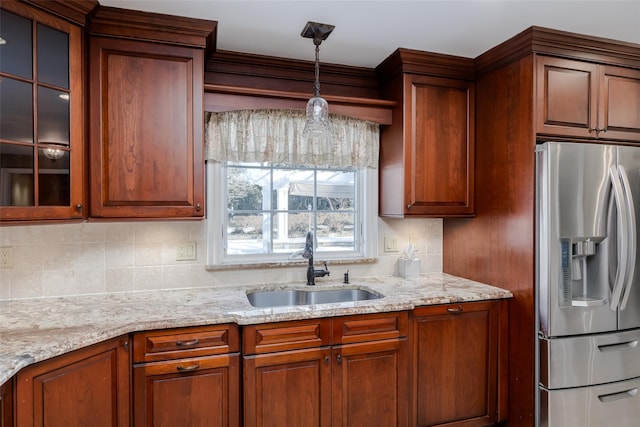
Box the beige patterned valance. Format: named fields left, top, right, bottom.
left=204, top=109, right=379, bottom=168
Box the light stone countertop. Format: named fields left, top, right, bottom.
left=0, top=272, right=512, bottom=386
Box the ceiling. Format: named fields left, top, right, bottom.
left=99, top=0, right=640, bottom=68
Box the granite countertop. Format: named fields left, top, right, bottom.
left=0, top=272, right=512, bottom=386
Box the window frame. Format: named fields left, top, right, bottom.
left=206, top=160, right=378, bottom=267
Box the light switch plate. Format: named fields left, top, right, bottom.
left=176, top=242, right=197, bottom=261
left=384, top=235, right=399, bottom=253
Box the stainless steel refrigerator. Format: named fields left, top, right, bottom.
left=536, top=141, right=640, bottom=426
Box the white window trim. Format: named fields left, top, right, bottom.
left=206, top=161, right=378, bottom=268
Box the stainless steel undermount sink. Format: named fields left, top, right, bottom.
left=246, top=287, right=383, bottom=308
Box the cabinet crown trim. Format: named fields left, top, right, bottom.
left=88, top=5, right=217, bottom=49
left=476, top=25, right=640, bottom=75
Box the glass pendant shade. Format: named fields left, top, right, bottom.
left=302, top=96, right=331, bottom=144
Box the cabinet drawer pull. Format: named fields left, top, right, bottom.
left=447, top=305, right=463, bottom=313
left=176, top=363, right=200, bottom=372
left=175, top=339, right=199, bottom=347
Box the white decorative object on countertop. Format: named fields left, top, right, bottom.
left=398, top=243, right=421, bottom=278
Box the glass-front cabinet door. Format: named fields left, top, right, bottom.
left=0, top=2, right=84, bottom=221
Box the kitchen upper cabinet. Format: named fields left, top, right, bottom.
left=377, top=49, right=475, bottom=217
left=14, top=335, right=130, bottom=427
left=132, top=324, right=240, bottom=427
left=242, top=313, right=408, bottom=427
left=536, top=56, right=640, bottom=141
left=411, top=301, right=508, bottom=427
left=88, top=8, right=216, bottom=219
left=0, top=1, right=86, bottom=222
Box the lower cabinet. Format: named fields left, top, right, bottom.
left=6, top=302, right=509, bottom=426
left=14, top=335, right=131, bottom=427
left=0, top=378, right=13, bottom=427
left=242, top=313, right=409, bottom=427
left=132, top=324, right=240, bottom=427
left=411, top=300, right=508, bottom=427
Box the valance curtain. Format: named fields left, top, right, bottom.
left=204, top=109, right=379, bottom=168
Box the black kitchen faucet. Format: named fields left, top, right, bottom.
left=302, top=231, right=330, bottom=285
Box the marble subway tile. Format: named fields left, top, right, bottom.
left=11, top=271, right=43, bottom=299
left=105, top=268, right=135, bottom=293
left=105, top=242, right=134, bottom=268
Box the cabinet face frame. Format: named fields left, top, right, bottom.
left=89, top=36, right=204, bottom=218
left=0, top=1, right=85, bottom=222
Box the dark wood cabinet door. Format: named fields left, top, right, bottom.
left=243, top=347, right=332, bottom=427
left=133, top=354, right=240, bottom=427
left=599, top=65, right=640, bottom=142
left=404, top=74, right=475, bottom=217
left=332, top=339, right=408, bottom=427
left=89, top=37, right=204, bottom=218
left=412, top=301, right=500, bottom=427
left=15, top=336, right=130, bottom=427
left=0, top=379, right=12, bottom=427
left=536, top=56, right=599, bottom=139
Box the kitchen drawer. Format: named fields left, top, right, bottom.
left=133, top=324, right=239, bottom=363
left=540, top=329, right=640, bottom=389
left=332, top=311, right=407, bottom=344
left=540, top=377, right=640, bottom=427
left=243, top=318, right=331, bottom=355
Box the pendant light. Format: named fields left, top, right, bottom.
left=301, top=21, right=335, bottom=145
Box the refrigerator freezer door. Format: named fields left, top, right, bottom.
left=618, top=146, right=640, bottom=330
left=540, top=377, right=640, bottom=427
left=538, top=142, right=617, bottom=337
left=539, top=329, right=640, bottom=389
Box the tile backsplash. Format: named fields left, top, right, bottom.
left=0, top=218, right=442, bottom=300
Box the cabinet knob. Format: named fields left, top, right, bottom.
left=75, top=204, right=82, bottom=212
left=324, top=355, right=329, bottom=365
left=122, top=341, right=129, bottom=349
left=407, top=204, right=412, bottom=210
left=336, top=354, right=342, bottom=364
left=195, top=203, right=201, bottom=212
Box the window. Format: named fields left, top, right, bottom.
left=206, top=161, right=377, bottom=266
left=204, top=109, right=379, bottom=267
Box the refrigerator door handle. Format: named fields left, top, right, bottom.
left=597, top=340, right=639, bottom=352
left=597, top=387, right=639, bottom=403
left=618, top=164, right=637, bottom=311
left=609, top=165, right=629, bottom=311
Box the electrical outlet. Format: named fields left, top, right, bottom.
left=384, top=235, right=399, bottom=253
left=0, top=247, right=14, bottom=268
left=176, top=242, right=197, bottom=261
